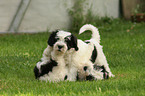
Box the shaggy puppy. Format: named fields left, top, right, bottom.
left=79, top=24, right=115, bottom=77
left=34, top=45, right=68, bottom=82
left=66, top=24, right=114, bottom=81
left=41, top=30, right=78, bottom=62
left=34, top=30, right=78, bottom=82
left=77, top=65, right=109, bottom=81
left=66, top=40, right=95, bottom=81
left=34, top=25, right=114, bottom=82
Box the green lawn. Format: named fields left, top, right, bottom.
left=0, top=20, right=145, bottom=96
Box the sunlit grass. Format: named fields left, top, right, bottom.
left=0, top=20, right=145, bottom=95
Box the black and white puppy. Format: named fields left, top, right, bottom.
left=34, top=25, right=114, bottom=82
left=66, top=24, right=115, bottom=81
left=78, top=24, right=115, bottom=78
left=34, top=30, right=78, bottom=82
left=34, top=46, right=68, bottom=82
left=76, top=43, right=109, bottom=81
left=77, top=65, right=109, bottom=81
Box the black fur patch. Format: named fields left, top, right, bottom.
left=76, top=72, right=79, bottom=81
left=65, top=34, right=78, bottom=51
left=90, top=46, right=97, bottom=63
left=47, top=30, right=58, bottom=46
left=85, top=41, right=90, bottom=44
left=86, top=75, right=95, bottom=81
left=34, top=59, right=58, bottom=79
left=103, top=72, right=109, bottom=79
left=34, top=66, right=39, bottom=79
left=64, top=75, right=68, bottom=80
left=93, top=65, right=109, bottom=79
left=100, top=66, right=109, bottom=79
left=83, top=66, right=88, bottom=71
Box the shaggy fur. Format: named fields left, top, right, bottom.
left=77, top=65, right=109, bottom=81
left=79, top=24, right=114, bottom=77
left=34, top=46, right=68, bottom=82
left=34, top=24, right=114, bottom=82
left=34, top=30, right=78, bottom=82
left=66, top=24, right=114, bottom=81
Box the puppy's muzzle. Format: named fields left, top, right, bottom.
left=86, top=75, right=95, bottom=81
left=58, top=45, right=64, bottom=49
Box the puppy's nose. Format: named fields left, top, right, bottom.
left=86, top=75, right=94, bottom=81
left=83, top=66, right=88, bottom=71
left=58, top=45, right=64, bottom=49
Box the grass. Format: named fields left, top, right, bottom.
left=0, top=20, right=145, bottom=96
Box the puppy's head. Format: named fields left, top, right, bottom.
left=77, top=66, right=96, bottom=81
left=77, top=65, right=109, bottom=81
left=47, top=30, right=78, bottom=53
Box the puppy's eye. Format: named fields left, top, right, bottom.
left=65, top=37, right=71, bottom=41
left=65, top=38, right=69, bottom=41
left=55, top=37, right=59, bottom=40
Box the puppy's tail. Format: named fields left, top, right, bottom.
left=79, top=24, right=100, bottom=43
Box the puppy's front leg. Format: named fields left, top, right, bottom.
left=36, top=45, right=52, bottom=73
left=67, top=66, right=78, bottom=81
left=41, top=45, right=53, bottom=61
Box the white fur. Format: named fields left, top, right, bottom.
left=66, top=24, right=114, bottom=81
left=79, top=24, right=115, bottom=77
left=39, top=49, right=68, bottom=82
left=79, top=24, right=100, bottom=43
left=66, top=40, right=94, bottom=81
left=77, top=65, right=104, bottom=80
left=36, top=31, right=73, bottom=82
left=41, top=30, right=73, bottom=62
left=36, top=26, right=114, bottom=82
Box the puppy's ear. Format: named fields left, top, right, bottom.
left=47, top=30, right=58, bottom=46
left=71, top=34, right=79, bottom=51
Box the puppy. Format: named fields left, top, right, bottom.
left=34, top=45, right=68, bottom=82
left=79, top=24, right=115, bottom=77
left=34, top=30, right=78, bottom=82
left=41, top=30, right=78, bottom=62
left=66, top=41, right=95, bottom=81
left=77, top=65, right=109, bottom=81
left=66, top=24, right=114, bottom=81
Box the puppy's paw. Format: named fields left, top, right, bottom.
left=109, top=73, right=115, bottom=77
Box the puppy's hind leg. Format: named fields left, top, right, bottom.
left=95, top=52, right=115, bottom=77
